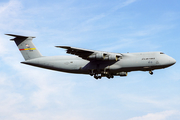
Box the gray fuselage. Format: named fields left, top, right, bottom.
left=21, top=51, right=176, bottom=75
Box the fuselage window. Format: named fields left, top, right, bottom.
left=160, top=52, right=164, bottom=54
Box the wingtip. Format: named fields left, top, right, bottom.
left=55, top=46, right=71, bottom=49
left=5, top=34, right=13, bottom=36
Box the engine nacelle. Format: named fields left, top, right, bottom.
left=105, top=54, right=121, bottom=61
left=88, top=53, right=105, bottom=60
left=117, top=72, right=128, bottom=77
left=88, top=53, right=121, bottom=61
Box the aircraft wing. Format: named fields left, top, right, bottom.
left=55, top=46, right=94, bottom=59
left=56, top=46, right=122, bottom=61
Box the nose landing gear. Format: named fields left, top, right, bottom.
left=149, top=70, right=153, bottom=75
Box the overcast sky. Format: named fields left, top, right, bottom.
left=0, top=0, right=180, bottom=120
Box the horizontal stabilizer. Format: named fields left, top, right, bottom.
left=5, top=34, right=35, bottom=41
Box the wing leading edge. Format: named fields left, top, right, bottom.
left=56, top=46, right=122, bottom=61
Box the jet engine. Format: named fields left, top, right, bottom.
left=88, top=53, right=121, bottom=61
left=88, top=53, right=105, bottom=60
left=104, top=54, right=121, bottom=61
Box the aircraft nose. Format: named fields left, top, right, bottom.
left=169, top=57, right=176, bottom=65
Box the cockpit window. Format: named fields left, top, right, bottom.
left=160, top=52, right=164, bottom=54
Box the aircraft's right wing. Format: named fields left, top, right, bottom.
left=56, top=46, right=122, bottom=61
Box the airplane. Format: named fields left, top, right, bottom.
left=6, top=34, right=176, bottom=79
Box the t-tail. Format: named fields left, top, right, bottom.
left=6, top=34, right=42, bottom=60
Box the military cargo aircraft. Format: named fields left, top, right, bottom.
left=6, top=34, right=176, bottom=79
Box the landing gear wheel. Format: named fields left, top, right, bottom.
left=149, top=71, right=153, bottom=75
left=94, top=74, right=102, bottom=80
left=89, top=70, right=94, bottom=76
left=90, top=74, right=94, bottom=76
left=106, top=75, right=114, bottom=79
left=94, top=76, right=98, bottom=79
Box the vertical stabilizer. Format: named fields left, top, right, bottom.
left=6, top=34, right=42, bottom=60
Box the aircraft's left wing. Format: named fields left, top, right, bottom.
left=56, top=46, right=94, bottom=59
left=56, top=46, right=122, bottom=61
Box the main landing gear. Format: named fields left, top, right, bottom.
left=89, top=70, right=114, bottom=80
left=149, top=70, right=153, bottom=75
left=93, top=74, right=114, bottom=80
left=89, top=70, right=101, bottom=79
left=94, top=74, right=102, bottom=79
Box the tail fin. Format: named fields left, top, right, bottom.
left=6, top=34, right=42, bottom=60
